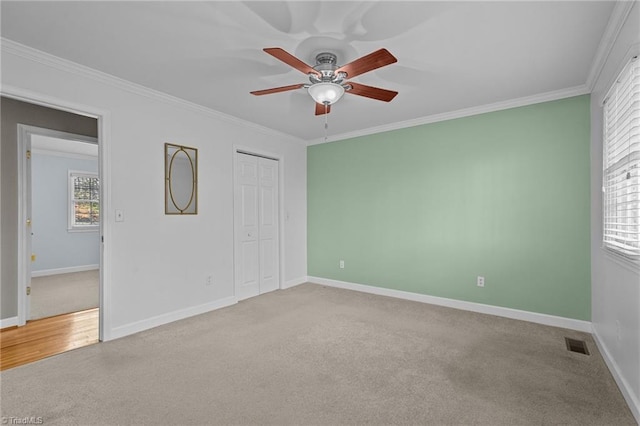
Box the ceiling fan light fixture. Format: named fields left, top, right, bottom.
left=308, top=82, right=345, bottom=105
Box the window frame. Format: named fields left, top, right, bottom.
left=601, top=54, right=640, bottom=266
left=68, top=170, right=100, bottom=232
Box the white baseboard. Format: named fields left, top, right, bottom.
left=592, top=328, right=640, bottom=424
left=32, top=264, right=99, bottom=278
left=308, top=276, right=592, bottom=333
left=109, top=296, right=237, bottom=340
left=282, top=276, right=308, bottom=290
left=0, top=316, right=18, bottom=329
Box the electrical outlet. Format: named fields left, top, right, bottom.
left=339, top=260, right=345, bottom=269
left=206, top=275, right=213, bottom=286
left=477, top=276, right=485, bottom=287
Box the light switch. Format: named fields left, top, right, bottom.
left=115, top=209, right=125, bottom=222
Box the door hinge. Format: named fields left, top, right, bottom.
left=26, top=286, right=31, bottom=296
left=26, top=150, right=31, bottom=159
left=31, top=254, right=36, bottom=262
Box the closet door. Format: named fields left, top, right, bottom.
left=234, top=152, right=279, bottom=300
left=234, top=153, right=260, bottom=300
left=258, top=157, right=279, bottom=294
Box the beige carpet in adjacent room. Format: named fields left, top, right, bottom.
left=1, top=284, right=635, bottom=425
left=29, top=270, right=99, bottom=320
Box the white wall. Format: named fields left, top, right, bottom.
left=590, top=2, right=640, bottom=421
left=1, top=40, right=307, bottom=338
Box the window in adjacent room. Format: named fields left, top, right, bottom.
left=68, top=170, right=99, bottom=231
left=602, top=55, right=639, bottom=262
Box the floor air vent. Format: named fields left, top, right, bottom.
left=565, top=337, right=590, bottom=355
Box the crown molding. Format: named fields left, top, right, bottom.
left=309, top=2, right=634, bottom=146
left=307, top=84, right=590, bottom=146
left=586, top=1, right=636, bottom=91
left=1, top=38, right=305, bottom=146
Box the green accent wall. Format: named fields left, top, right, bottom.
left=308, top=95, right=591, bottom=320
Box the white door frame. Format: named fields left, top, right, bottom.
left=232, top=145, right=286, bottom=297
left=3, top=84, right=112, bottom=341
left=17, top=125, right=98, bottom=324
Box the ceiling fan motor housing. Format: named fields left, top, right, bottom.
left=310, top=52, right=346, bottom=84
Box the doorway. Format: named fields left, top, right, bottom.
left=28, top=131, right=99, bottom=320
left=17, top=125, right=101, bottom=327
left=233, top=151, right=280, bottom=300
left=1, top=92, right=109, bottom=349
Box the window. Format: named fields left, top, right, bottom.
left=69, top=171, right=99, bottom=230
left=603, top=55, right=640, bottom=261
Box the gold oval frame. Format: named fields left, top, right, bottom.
left=165, top=143, right=197, bottom=215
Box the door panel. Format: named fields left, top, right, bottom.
left=257, top=158, right=279, bottom=294
left=261, top=187, right=274, bottom=226
left=242, top=186, right=257, bottom=226
left=241, top=241, right=258, bottom=284
left=26, top=139, right=32, bottom=319
left=260, top=239, right=274, bottom=278
left=234, top=154, right=259, bottom=300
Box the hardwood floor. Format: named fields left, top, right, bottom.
left=0, top=308, right=99, bottom=371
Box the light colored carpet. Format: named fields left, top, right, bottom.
left=1, top=283, right=635, bottom=425
left=29, top=270, right=99, bottom=320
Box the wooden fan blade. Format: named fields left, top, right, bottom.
left=346, top=82, right=398, bottom=102
left=264, top=48, right=321, bottom=77
left=250, top=84, right=305, bottom=96
left=315, top=103, right=331, bottom=115
left=336, top=48, right=397, bottom=79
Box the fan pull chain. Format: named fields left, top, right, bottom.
left=324, top=102, right=329, bottom=143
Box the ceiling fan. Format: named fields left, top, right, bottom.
left=250, top=47, right=398, bottom=115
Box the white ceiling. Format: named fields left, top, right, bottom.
left=1, top=1, right=615, bottom=143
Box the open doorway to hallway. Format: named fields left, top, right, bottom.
left=0, top=96, right=102, bottom=369
left=28, top=133, right=100, bottom=321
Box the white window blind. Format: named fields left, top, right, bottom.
left=603, top=55, right=640, bottom=261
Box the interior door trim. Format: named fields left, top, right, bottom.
left=3, top=84, right=112, bottom=341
